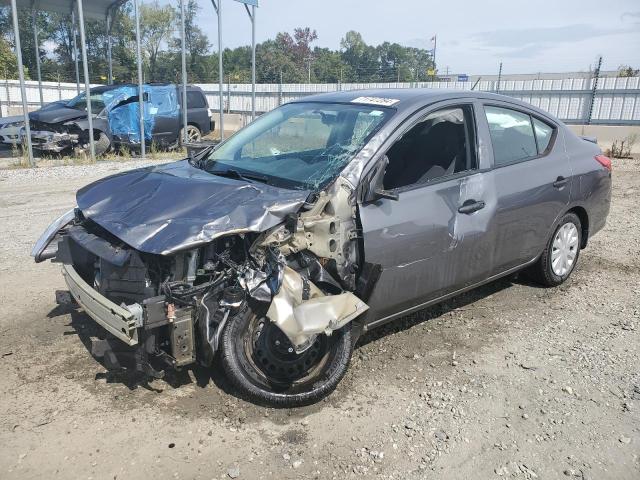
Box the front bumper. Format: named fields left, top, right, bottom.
left=62, top=264, right=141, bottom=346
left=21, top=129, right=77, bottom=152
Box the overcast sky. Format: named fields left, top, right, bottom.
left=181, top=0, right=640, bottom=75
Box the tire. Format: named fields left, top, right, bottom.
left=219, top=304, right=354, bottom=407
left=180, top=125, right=202, bottom=143
left=91, top=131, right=111, bottom=156
left=529, top=212, right=582, bottom=287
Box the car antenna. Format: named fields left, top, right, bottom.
left=471, top=77, right=482, bottom=91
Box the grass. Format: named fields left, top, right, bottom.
left=4, top=143, right=187, bottom=169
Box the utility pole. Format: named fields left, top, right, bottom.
left=587, top=56, right=602, bottom=125
left=306, top=57, right=312, bottom=83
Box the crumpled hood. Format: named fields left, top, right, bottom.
left=76, top=160, right=310, bottom=255
left=29, top=103, right=87, bottom=125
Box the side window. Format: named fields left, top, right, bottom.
left=186, top=91, right=207, bottom=109
left=532, top=117, right=554, bottom=153
left=383, top=106, right=476, bottom=190
left=484, top=106, right=538, bottom=165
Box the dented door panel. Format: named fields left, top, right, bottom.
left=359, top=177, right=464, bottom=320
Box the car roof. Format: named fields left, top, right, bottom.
left=290, top=88, right=556, bottom=120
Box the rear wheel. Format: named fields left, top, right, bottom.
left=219, top=304, right=353, bottom=407
left=529, top=212, right=581, bottom=286
left=180, top=125, right=202, bottom=143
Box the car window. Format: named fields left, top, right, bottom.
left=186, top=91, right=207, bottom=109
left=66, top=92, right=106, bottom=115
left=532, top=117, right=554, bottom=153
left=382, top=106, right=476, bottom=190
left=484, top=106, right=538, bottom=166
left=241, top=110, right=333, bottom=158
left=207, top=102, right=392, bottom=190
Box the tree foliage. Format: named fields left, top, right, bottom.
left=0, top=3, right=435, bottom=84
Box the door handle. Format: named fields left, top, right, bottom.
left=458, top=199, right=486, bottom=214
left=553, top=176, right=568, bottom=188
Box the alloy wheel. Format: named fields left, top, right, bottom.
left=551, top=222, right=579, bottom=276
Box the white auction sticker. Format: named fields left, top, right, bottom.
left=351, top=96, right=400, bottom=107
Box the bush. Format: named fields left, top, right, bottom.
left=606, top=134, right=638, bottom=159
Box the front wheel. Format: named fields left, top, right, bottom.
left=219, top=305, right=354, bottom=407
left=529, top=212, right=582, bottom=286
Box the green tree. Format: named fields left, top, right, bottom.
left=140, top=1, right=174, bottom=82
left=0, top=36, right=24, bottom=78
left=617, top=65, right=639, bottom=77
left=170, top=0, right=211, bottom=82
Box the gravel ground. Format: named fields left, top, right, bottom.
left=0, top=157, right=638, bottom=480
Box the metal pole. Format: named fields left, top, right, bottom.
left=71, top=9, right=80, bottom=95
left=133, top=0, right=145, bottom=157
left=180, top=0, right=188, bottom=144
left=496, top=62, right=503, bottom=93
left=244, top=3, right=255, bottom=121
left=10, top=0, right=34, bottom=166
left=31, top=6, right=43, bottom=107
left=212, top=0, right=224, bottom=140
left=106, top=10, right=113, bottom=84
left=76, top=0, right=95, bottom=160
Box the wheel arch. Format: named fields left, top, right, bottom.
left=566, top=205, right=589, bottom=248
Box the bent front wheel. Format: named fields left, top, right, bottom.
left=219, top=305, right=353, bottom=407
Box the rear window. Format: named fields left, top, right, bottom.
left=484, top=106, right=555, bottom=166
left=187, top=91, right=207, bottom=109
left=485, top=106, right=537, bottom=165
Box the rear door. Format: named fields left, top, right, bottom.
left=148, top=87, right=180, bottom=146
left=185, top=90, right=211, bottom=135
left=480, top=103, right=571, bottom=271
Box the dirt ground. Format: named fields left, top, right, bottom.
left=0, top=156, right=638, bottom=480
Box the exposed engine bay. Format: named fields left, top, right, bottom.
left=45, top=175, right=372, bottom=379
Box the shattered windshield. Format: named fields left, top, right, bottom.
left=205, top=102, right=393, bottom=190
left=66, top=92, right=106, bottom=114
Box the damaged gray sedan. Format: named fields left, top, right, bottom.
left=32, top=89, right=612, bottom=406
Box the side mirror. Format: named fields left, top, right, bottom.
left=364, top=155, right=399, bottom=203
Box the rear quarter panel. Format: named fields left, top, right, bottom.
left=564, top=127, right=612, bottom=238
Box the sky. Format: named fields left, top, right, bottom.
left=172, top=0, right=640, bottom=75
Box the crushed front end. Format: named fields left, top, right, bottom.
left=32, top=177, right=370, bottom=382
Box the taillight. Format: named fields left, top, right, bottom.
left=595, top=154, right=612, bottom=171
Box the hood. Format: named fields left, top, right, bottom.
left=76, top=160, right=310, bottom=255
left=29, top=103, right=87, bottom=125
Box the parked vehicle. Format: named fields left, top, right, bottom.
left=23, top=84, right=214, bottom=156
left=32, top=89, right=612, bottom=406
left=0, top=115, right=24, bottom=144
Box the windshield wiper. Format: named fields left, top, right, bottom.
left=208, top=168, right=269, bottom=184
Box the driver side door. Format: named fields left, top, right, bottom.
left=358, top=103, right=485, bottom=324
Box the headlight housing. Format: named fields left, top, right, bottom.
left=31, top=208, right=76, bottom=262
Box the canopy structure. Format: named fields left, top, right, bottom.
left=5, top=0, right=254, bottom=167
left=4, top=0, right=192, bottom=165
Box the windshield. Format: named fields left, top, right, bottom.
left=66, top=92, right=106, bottom=114
left=205, top=102, right=393, bottom=190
